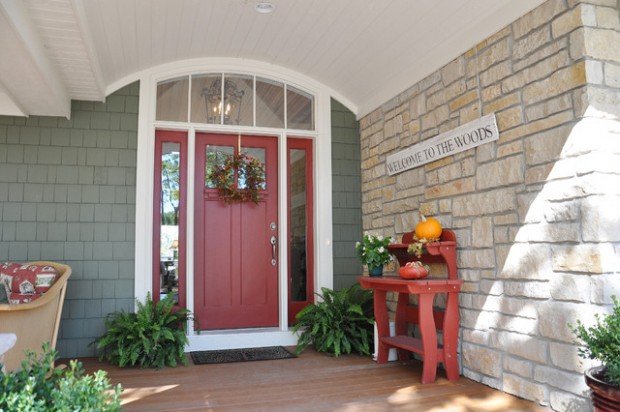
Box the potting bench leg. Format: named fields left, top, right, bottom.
left=374, top=289, right=390, bottom=364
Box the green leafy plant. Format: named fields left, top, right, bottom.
left=0, top=342, right=121, bottom=411
left=93, top=292, right=192, bottom=368
left=355, top=233, right=393, bottom=269
left=570, top=295, right=620, bottom=387
left=292, top=285, right=374, bottom=357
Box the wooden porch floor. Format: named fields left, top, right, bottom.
left=79, top=348, right=550, bottom=412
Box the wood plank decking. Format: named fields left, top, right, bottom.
left=79, top=348, right=550, bottom=411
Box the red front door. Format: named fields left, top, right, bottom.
left=194, top=133, right=278, bottom=330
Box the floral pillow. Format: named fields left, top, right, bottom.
left=0, top=275, right=9, bottom=304
left=0, top=262, right=58, bottom=305
left=0, top=263, right=20, bottom=304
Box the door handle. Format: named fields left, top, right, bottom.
left=270, top=236, right=277, bottom=266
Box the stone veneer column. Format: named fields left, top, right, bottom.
left=358, top=0, right=620, bottom=410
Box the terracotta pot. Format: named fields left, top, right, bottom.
left=586, top=366, right=620, bottom=411
left=398, top=262, right=428, bottom=279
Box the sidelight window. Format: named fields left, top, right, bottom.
left=153, top=131, right=187, bottom=308
left=287, top=138, right=314, bottom=324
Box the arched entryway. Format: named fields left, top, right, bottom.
left=134, top=61, right=339, bottom=350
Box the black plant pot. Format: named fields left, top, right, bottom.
left=586, top=366, right=620, bottom=411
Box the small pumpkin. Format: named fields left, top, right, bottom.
left=415, top=214, right=442, bottom=240
left=399, top=261, right=429, bottom=279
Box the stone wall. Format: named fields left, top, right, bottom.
left=331, top=99, right=363, bottom=289
left=358, top=0, right=620, bottom=410
left=0, top=82, right=139, bottom=357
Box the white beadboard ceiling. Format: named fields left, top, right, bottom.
left=0, top=0, right=546, bottom=119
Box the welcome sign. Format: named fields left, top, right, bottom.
left=386, top=113, right=499, bottom=176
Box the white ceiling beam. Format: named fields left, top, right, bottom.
left=0, top=79, right=27, bottom=116
left=70, top=0, right=106, bottom=101
left=0, top=0, right=71, bottom=118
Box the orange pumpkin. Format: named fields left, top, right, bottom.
left=415, top=214, right=442, bottom=240
left=399, top=261, right=429, bottom=279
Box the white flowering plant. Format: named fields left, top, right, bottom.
left=355, top=233, right=393, bottom=269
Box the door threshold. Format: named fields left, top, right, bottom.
left=187, top=328, right=298, bottom=352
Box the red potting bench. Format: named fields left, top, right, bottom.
left=358, top=229, right=463, bottom=384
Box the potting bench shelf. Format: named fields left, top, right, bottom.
left=359, top=229, right=462, bottom=384
left=386, top=229, right=457, bottom=279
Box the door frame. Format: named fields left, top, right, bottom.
left=133, top=60, right=337, bottom=350
left=186, top=129, right=296, bottom=338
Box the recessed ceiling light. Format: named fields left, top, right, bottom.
left=255, top=2, right=275, bottom=14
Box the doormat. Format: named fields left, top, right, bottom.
left=190, top=346, right=297, bottom=365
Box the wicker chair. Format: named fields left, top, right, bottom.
left=0, top=261, right=71, bottom=371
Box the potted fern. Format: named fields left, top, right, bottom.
left=292, top=285, right=374, bottom=357
left=93, top=293, right=193, bottom=368
left=570, top=295, right=620, bottom=410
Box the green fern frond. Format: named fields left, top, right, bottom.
left=293, top=284, right=374, bottom=357
left=91, top=292, right=193, bottom=368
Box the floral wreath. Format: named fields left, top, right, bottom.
left=208, top=153, right=266, bottom=204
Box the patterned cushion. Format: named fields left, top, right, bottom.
left=0, top=264, right=19, bottom=303
left=0, top=262, right=59, bottom=304
left=8, top=292, right=38, bottom=305
left=0, top=262, right=21, bottom=276
left=0, top=275, right=8, bottom=304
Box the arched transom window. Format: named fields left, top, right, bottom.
left=156, top=73, right=314, bottom=131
